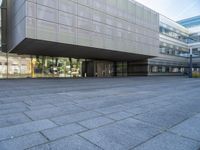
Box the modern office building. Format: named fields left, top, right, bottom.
left=147, top=15, right=190, bottom=75
left=178, top=16, right=200, bottom=72
left=0, top=0, right=199, bottom=78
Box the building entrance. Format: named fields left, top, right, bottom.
left=95, top=61, right=114, bottom=77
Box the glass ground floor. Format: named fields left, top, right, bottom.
left=0, top=52, right=130, bottom=78
left=0, top=52, right=198, bottom=78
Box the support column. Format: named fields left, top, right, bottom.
left=189, top=48, right=193, bottom=78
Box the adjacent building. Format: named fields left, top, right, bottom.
left=178, top=16, right=200, bottom=72
left=0, top=0, right=199, bottom=78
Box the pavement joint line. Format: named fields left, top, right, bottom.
left=76, top=117, right=118, bottom=130
left=22, top=112, right=34, bottom=121
left=90, top=110, right=106, bottom=115
left=0, top=131, right=44, bottom=143
left=167, top=130, right=200, bottom=143
left=39, top=131, right=51, bottom=141
left=25, top=130, right=102, bottom=150
left=49, top=112, right=104, bottom=126
left=124, top=102, right=176, bottom=116
left=130, top=116, right=166, bottom=130
left=49, top=118, right=62, bottom=126
left=73, top=104, right=91, bottom=111
left=49, top=102, right=59, bottom=107
left=128, top=132, right=164, bottom=150
left=78, top=134, right=105, bottom=150
left=23, top=100, right=32, bottom=107
left=39, top=122, right=89, bottom=139
left=75, top=122, right=91, bottom=130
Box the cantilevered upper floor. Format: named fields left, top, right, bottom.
left=1, top=0, right=160, bottom=61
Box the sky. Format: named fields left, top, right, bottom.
left=136, top=0, right=200, bottom=21
left=0, top=0, right=199, bottom=21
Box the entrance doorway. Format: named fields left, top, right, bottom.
left=95, top=61, right=114, bottom=77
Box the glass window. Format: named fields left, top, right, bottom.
left=159, top=26, right=188, bottom=43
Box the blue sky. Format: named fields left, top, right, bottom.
left=136, top=0, right=200, bottom=21
left=0, top=0, right=199, bottom=21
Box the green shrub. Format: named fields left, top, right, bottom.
left=192, top=72, right=200, bottom=78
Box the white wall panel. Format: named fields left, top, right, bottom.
left=78, top=5, right=92, bottom=19
left=78, top=17, right=92, bottom=31
left=59, top=0, right=77, bottom=15
left=36, top=20, right=58, bottom=41
left=58, top=25, right=76, bottom=44
left=26, top=17, right=36, bottom=38
left=26, top=2, right=36, bottom=18
left=59, top=11, right=77, bottom=27
left=37, top=0, right=58, bottom=9
left=93, top=0, right=106, bottom=12
left=37, top=5, right=58, bottom=23
left=77, top=29, right=91, bottom=47
left=78, top=0, right=93, bottom=7
left=91, top=32, right=104, bottom=49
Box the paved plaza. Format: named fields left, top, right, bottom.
left=0, top=77, right=200, bottom=150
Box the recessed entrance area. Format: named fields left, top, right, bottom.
left=0, top=52, right=150, bottom=78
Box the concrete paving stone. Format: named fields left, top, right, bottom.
left=42, top=123, right=87, bottom=140
left=58, top=104, right=84, bottom=111
left=79, top=117, right=114, bottom=129
left=154, top=100, right=173, bottom=107
left=106, top=111, right=133, bottom=120
left=51, top=111, right=102, bottom=125
left=0, top=102, right=29, bottom=115
left=27, top=104, right=55, bottom=110
left=0, top=113, right=31, bottom=128
left=22, top=94, right=67, bottom=105
left=0, top=96, right=32, bottom=104
left=0, top=102, right=27, bottom=110
left=25, top=105, right=84, bottom=120
left=95, top=105, right=127, bottom=114
left=0, top=119, right=57, bottom=141
left=1, top=77, right=200, bottom=150
left=122, top=100, right=155, bottom=109
left=165, top=103, right=200, bottom=116
left=80, top=118, right=161, bottom=150
left=194, top=113, right=200, bottom=118
left=25, top=107, right=64, bottom=120
left=132, top=132, right=200, bottom=150
left=170, top=116, right=200, bottom=141
left=27, top=135, right=102, bottom=150
left=0, top=107, right=29, bottom=116
left=125, top=103, right=166, bottom=115
left=0, top=133, right=47, bottom=150
left=76, top=98, right=124, bottom=110
left=52, top=101, right=76, bottom=107
left=24, top=98, right=65, bottom=106
left=133, top=106, right=191, bottom=129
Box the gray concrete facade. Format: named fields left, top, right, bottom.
left=2, top=0, right=159, bottom=60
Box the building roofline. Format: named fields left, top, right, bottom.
left=178, top=15, right=200, bottom=23
left=177, top=15, right=200, bottom=28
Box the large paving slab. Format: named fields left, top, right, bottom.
left=170, top=116, right=200, bottom=142
left=0, top=119, right=57, bottom=141
left=80, top=118, right=161, bottom=150
left=0, top=133, right=47, bottom=150
left=41, top=123, right=87, bottom=140
left=132, top=132, right=200, bottom=150
left=0, top=77, right=200, bottom=150
left=27, top=135, right=102, bottom=150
